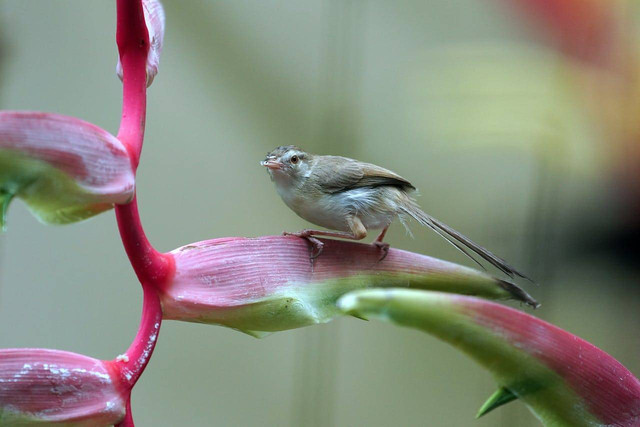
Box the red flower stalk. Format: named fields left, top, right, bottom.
left=111, top=0, right=172, bottom=424
left=116, top=0, right=165, bottom=88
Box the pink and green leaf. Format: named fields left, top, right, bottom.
left=158, top=236, right=538, bottom=336
left=0, top=111, right=135, bottom=229
left=0, top=349, right=126, bottom=426
left=338, top=289, right=640, bottom=425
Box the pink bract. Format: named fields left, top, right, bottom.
left=159, top=236, right=537, bottom=334
left=338, top=289, right=640, bottom=424
left=462, top=298, right=640, bottom=424
left=0, top=348, right=126, bottom=426
left=0, top=111, right=136, bottom=226
left=0, top=111, right=134, bottom=196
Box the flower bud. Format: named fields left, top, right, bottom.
left=159, top=236, right=537, bottom=336
left=116, top=0, right=165, bottom=87
left=0, top=348, right=126, bottom=426
left=0, top=111, right=135, bottom=230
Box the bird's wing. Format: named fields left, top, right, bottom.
left=358, top=162, right=415, bottom=190
left=316, top=156, right=415, bottom=193
left=313, top=156, right=364, bottom=193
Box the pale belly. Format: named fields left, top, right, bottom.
left=278, top=186, right=396, bottom=232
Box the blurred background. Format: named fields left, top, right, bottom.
left=0, top=0, right=639, bottom=425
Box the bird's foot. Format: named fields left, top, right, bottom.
left=373, top=241, right=390, bottom=261
left=283, top=230, right=325, bottom=260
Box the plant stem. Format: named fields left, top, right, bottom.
left=114, top=0, right=173, bottom=286
left=111, top=0, right=172, bottom=421
left=115, top=196, right=174, bottom=286
left=115, top=0, right=148, bottom=168
left=115, top=399, right=134, bottom=427
left=113, top=283, right=163, bottom=389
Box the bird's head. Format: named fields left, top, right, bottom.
left=261, top=145, right=312, bottom=185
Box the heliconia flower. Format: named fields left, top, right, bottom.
left=116, top=0, right=165, bottom=87
left=0, top=111, right=135, bottom=230
left=0, top=348, right=126, bottom=426
left=158, top=236, right=538, bottom=336
left=338, top=289, right=640, bottom=425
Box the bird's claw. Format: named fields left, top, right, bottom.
left=308, top=238, right=324, bottom=259
left=283, top=231, right=324, bottom=263
left=373, top=241, right=390, bottom=262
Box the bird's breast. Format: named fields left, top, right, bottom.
left=276, top=185, right=351, bottom=232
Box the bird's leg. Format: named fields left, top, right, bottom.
left=283, top=229, right=330, bottom=259
left=283, top=216, right=367, bottom=260
left=373, top=225, right=390, bottom=261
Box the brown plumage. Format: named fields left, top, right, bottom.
left=261, top=146, right=531, bottom=281
left=312, top=156, right=415, bottom=193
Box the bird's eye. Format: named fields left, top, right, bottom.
left=290, top=155, right=299, bottom=164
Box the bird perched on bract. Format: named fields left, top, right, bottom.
left=261, top=145, right=529, bottom=280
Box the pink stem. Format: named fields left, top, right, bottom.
left=115, top=399, right=134, bottom=427
left=115, top=0, right=148, bottom=167
left=112, top=283, right=162, bottom=389
left=115, top=196, right=174, bottom=286
left=114, top=0, right=173, bottom=286
left=110, top=0, right=173, bottom=420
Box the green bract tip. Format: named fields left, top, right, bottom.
left=0, top=191, right=14, bottom=232
left=476, top=387, right=517, bottom=418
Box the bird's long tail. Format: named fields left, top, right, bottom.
left=399, top=203, right=531, bottom=281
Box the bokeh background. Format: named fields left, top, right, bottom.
left=1, top=1, right=639, bottom=425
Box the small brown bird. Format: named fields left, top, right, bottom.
left=261, top=145, right=529, bottom=279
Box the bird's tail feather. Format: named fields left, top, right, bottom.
left=399, top=204, right=532, bottom=281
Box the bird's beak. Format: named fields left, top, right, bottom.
left=260, top=159, right=283, bottom=170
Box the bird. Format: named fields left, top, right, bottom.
left=261, top=145, right=529, bottom=280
